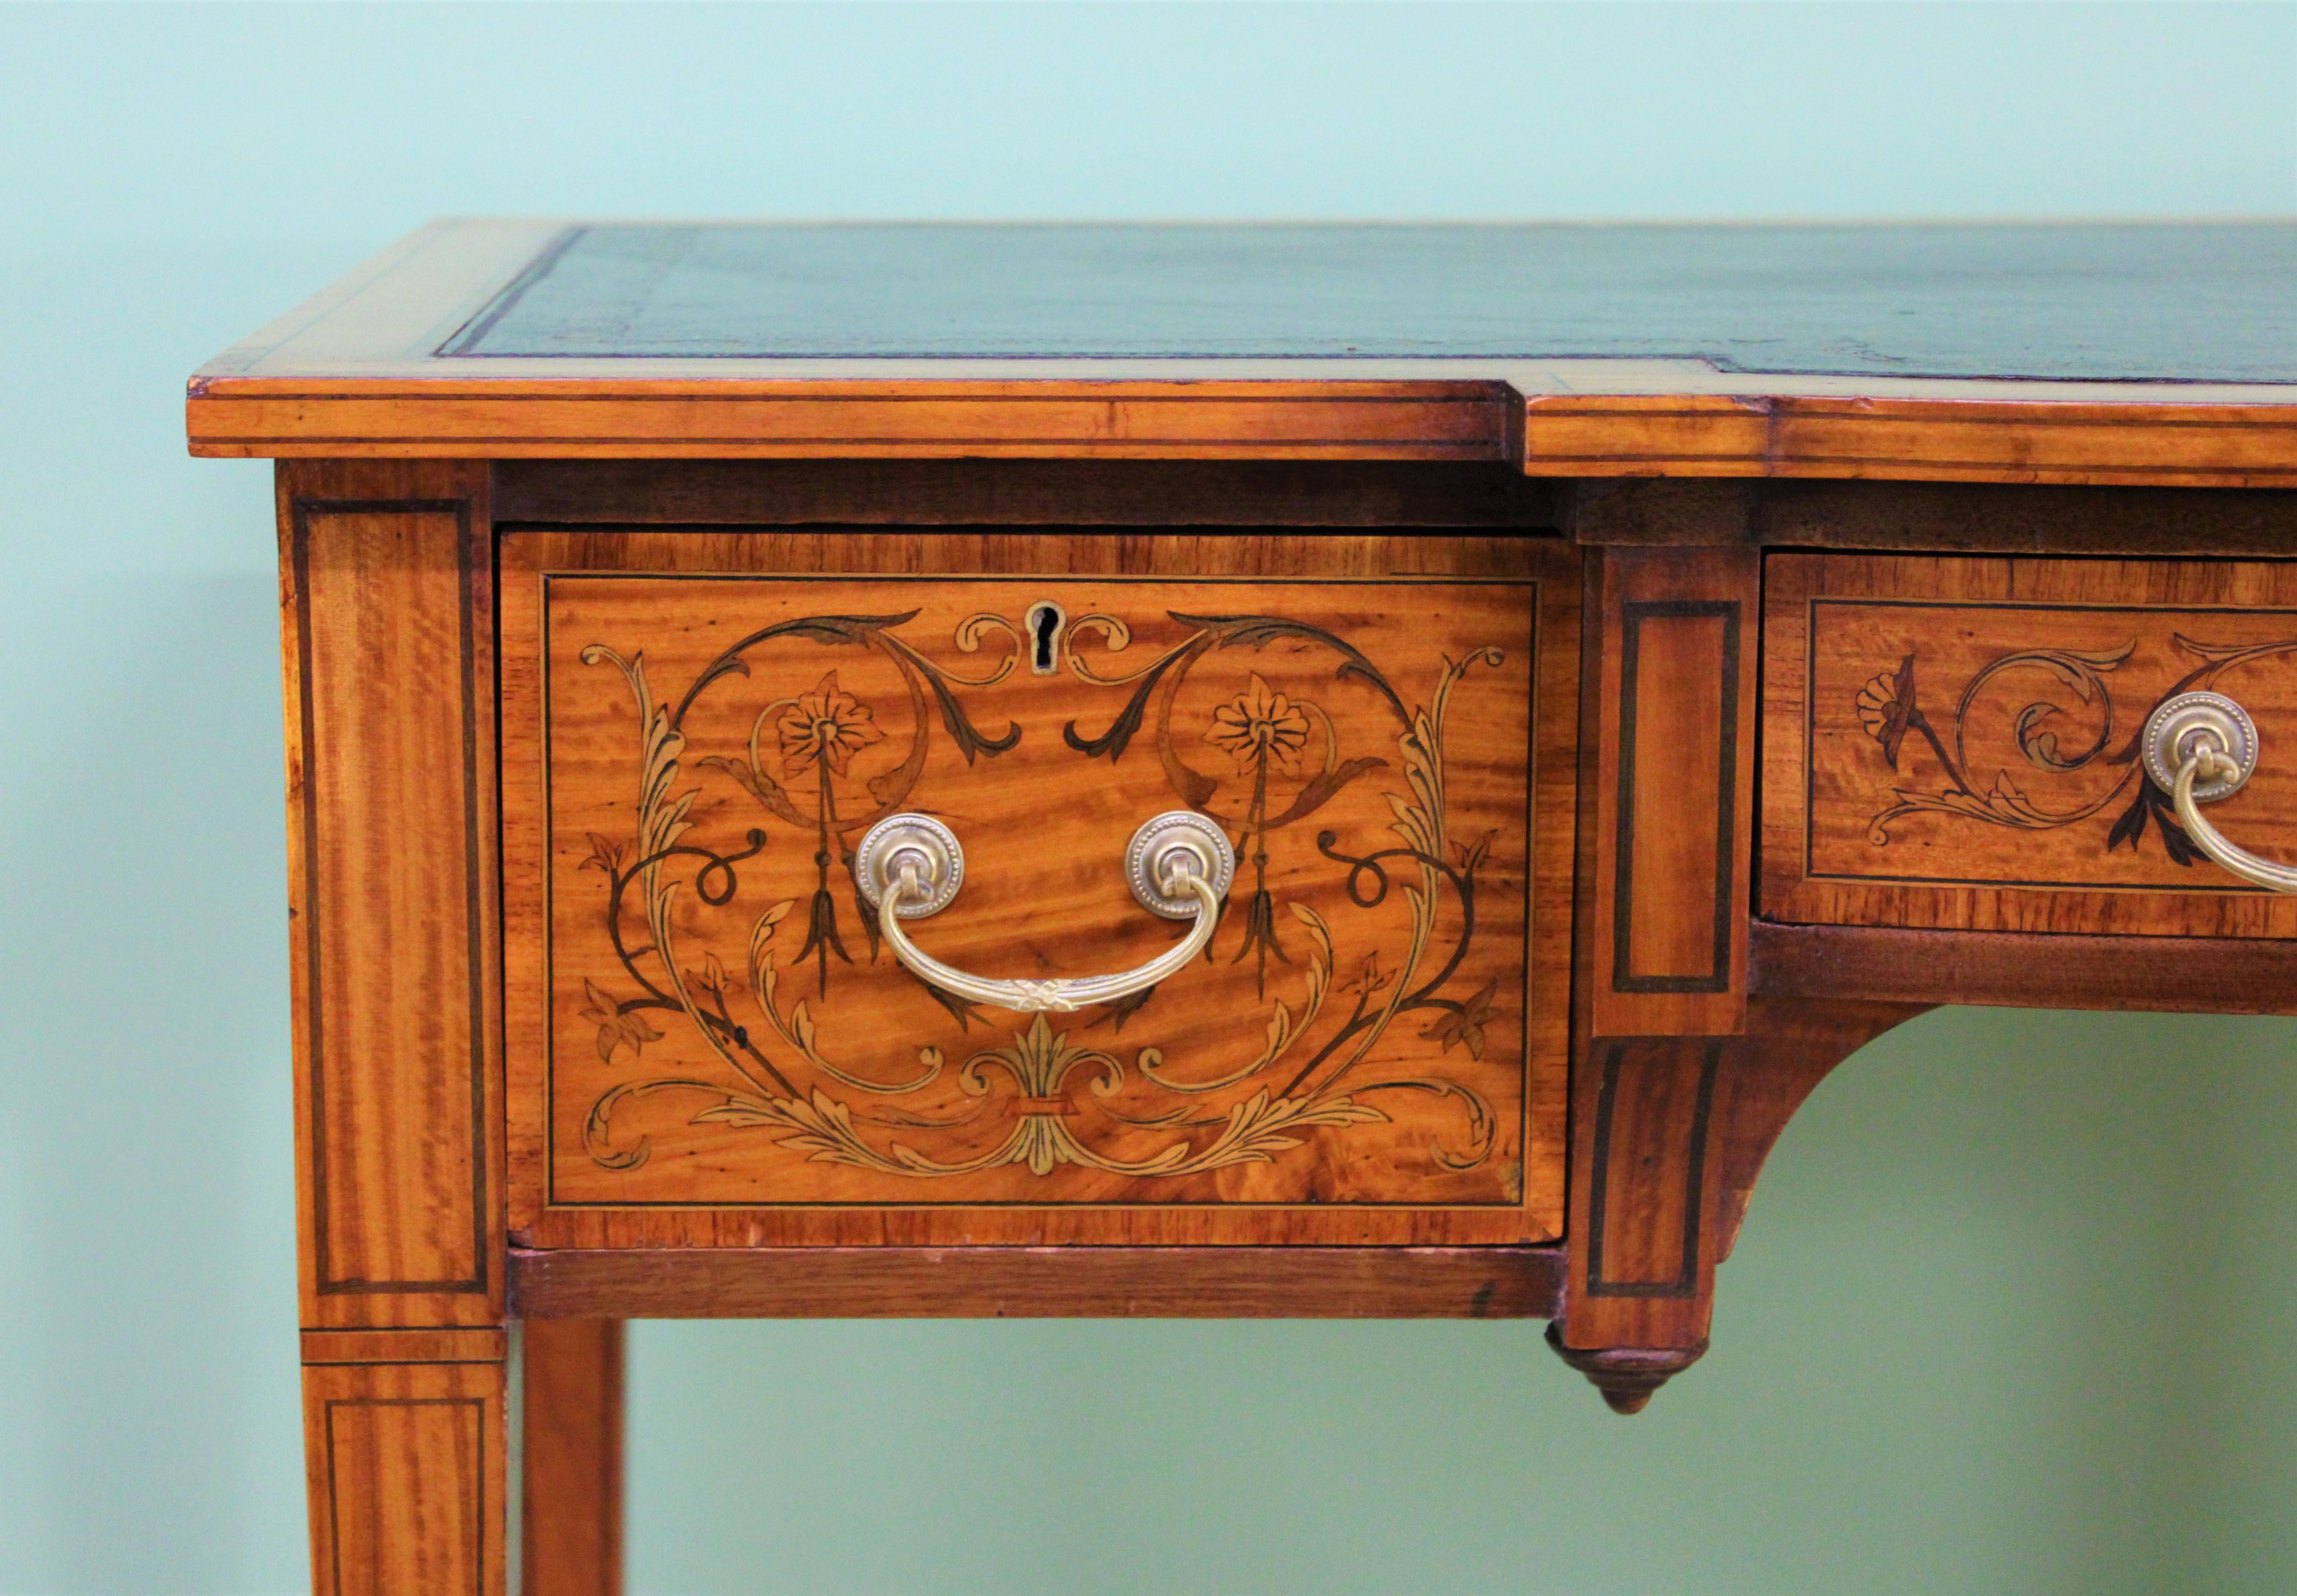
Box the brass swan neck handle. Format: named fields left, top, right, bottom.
left=853, top=811, right=1236, bottom=1014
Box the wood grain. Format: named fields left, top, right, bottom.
left=1521, top=394, right=2297, bottom=490
left=1620, top=616, right=1730, bottom=977
left=1704, top=1000, right=1932, bottom=1265
left=1769, top=398, right=2297, bottom=487
left=522, top=1321, right=623, bottom=1596
left=1764, top=552, right=2297, bottom=936
left=1587, top=546, right=1758, bottom=1037
left=1754, top=479, right=2297, bottom=557
left=493, top=459, right=1559, bottom=528
left=194, top=378, right=1514, bottom=462
left=301, top=1329, right=507, bottom=1366
left=1580, top=1039, right=1715, bottom=1298
left=1569, top=476, right=2297, bottom=556
left=499, top=531, right=1580, bottom=1249
left=279, top=460, right=504, bottom=1328
left=508, top=1246, right=1563, bottom=1319
left=302, top=1357, right=506, bottom=1596
left=1751, top=921, right=2297, bottom=1016
left=540, top=579, right=1530, bottom=1210
left=1563, top=478, right=1756, bottom=547
left=190, top=381, right=2297, bottom=489
left=1556, top=999, right=1918, bottom=1389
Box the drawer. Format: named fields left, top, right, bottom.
left=1763, top=553, right=2297, bottom=937
left=501, top=532, right=1578, bottom=1246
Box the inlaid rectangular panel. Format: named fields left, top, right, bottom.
left=1582, top=1040, right=1719, bottom=1299
left=301, top=1359, right=505, bottom=1596
left=1588, top=547, right=1757, bottom=1038
left=280, top=462, right=503, bottom=1328
left=1764, top=553, right=2297, bottom=937
left=1616, top=606, right=1736, bottom=987
left=502, top=532, right=1577, bottom=1247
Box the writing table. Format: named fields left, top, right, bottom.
left=190, top=220, right=2297, bottom=1596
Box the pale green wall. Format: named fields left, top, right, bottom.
left=2, top=5, right=2293, bottom=1593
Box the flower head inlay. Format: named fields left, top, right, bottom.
left=1205, top=672, right=1310, bottom=775
left=777, top=671, right=885, bottom=776
left=1855, top=655, right=1917, bottom=770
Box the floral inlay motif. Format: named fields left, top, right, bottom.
left=776, top=671, right=885, bottom=776
left=1205, top=673, right=1311, bottom=775
left=1852, top=632, right=2297, bottom=861
left=566, top=601, right=1516, bottom=1187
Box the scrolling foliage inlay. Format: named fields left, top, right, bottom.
left=1799, top=595, right=2297, bottom=894
left=544, top=579, right=1534, bottom=1207
left=1854, top=634, right=2297, bottom=861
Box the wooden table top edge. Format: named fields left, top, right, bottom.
left=186, top=218, right=2297, bottom=485
left=185, top=381, right=2297, bottom=486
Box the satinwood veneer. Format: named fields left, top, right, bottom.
left=196, top=221, right=2297, bottom=1596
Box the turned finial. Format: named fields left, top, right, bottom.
left=1545, top=1324, right=1710, bottom=1415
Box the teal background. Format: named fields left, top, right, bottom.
left=3, top=3, right=2294, bottom=1591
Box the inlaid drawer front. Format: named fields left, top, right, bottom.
left=502, top=534, right=1575, bottom=1247
left=1764, top=553, right=2297, bottom=937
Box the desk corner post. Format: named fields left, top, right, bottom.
left=1562, top=538, right=1923, bottom=1412
left=279, top=460, right=512, bottom=1593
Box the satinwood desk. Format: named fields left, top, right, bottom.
left=190, top=220, right=2297, bottom=1596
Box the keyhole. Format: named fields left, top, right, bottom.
left=1026, top=601, right=1066, bottom=675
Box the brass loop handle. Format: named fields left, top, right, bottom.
left=853, top=811, right=1235, bottom=1013
left=2142, top=691, right=2297, bottom=893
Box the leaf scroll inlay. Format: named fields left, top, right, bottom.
left=563, top=599, right=1521, bottom=1190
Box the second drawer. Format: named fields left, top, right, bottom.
left=1763, top=552, right=2297, bottom=937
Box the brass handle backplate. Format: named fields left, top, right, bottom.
left=2141, top=690, right=2297, bottom=892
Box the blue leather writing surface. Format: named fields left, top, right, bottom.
left=443, top=223, right=2297, bottom=382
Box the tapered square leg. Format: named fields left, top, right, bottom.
left=301, top=1333, right=510, bottom=1596
left=1562, top=538, right=1921, bottom=1411
left=280, top=460, right=509, bottom=1584
left=522, top=1320, right=626, bottom=1596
